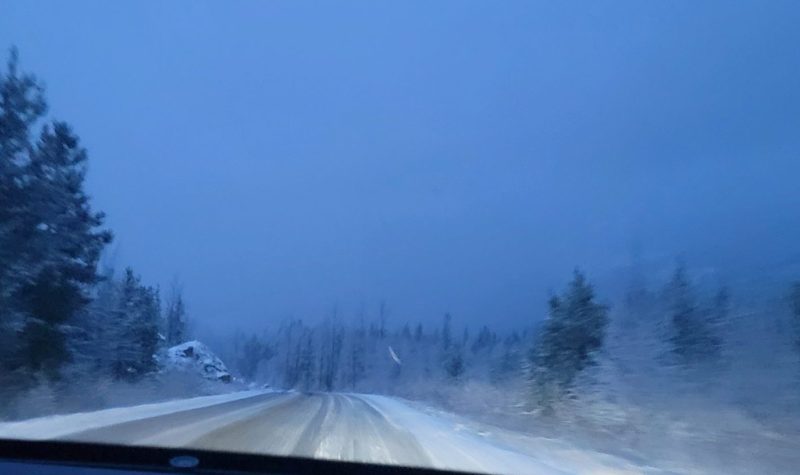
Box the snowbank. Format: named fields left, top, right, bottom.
left=0, top=390, right=267, bottom=440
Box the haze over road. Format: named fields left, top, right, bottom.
left=0, top=391, right=645, bottom=474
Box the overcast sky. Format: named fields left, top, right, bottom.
left=2, top=1, right=799, bottom=331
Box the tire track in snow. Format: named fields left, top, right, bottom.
left=291, top=392, right=334, bottom=457
left=189, top=392, right=322, bottom=455
left=346, top=395, right=431, bottom=467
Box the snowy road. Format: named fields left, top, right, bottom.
left=0, top=391, right=645, bottom=474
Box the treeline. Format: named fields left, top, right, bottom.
left=223, top=266, right=800, bottom=417
left=0, top=49, right=188, bottom=406
left=224, top=306, right=532, bottom=396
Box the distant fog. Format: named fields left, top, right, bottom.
left=2, top=1, right=798, bottom=334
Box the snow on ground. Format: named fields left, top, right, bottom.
left=0, top=390, right=652, bottom=474
left=0, top=390, right=267, bottom=440
left=361, top=394, right=649, bottom=475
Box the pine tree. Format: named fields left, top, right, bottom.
left=1, top=48, right=47, bottom=382
left=76, top=266, right=118, bottom=373
left=530, top=270, right=609, bottom=401
left=664, top=264, right=720, bottom=364
left=0, top=47, right=47, bottom=314
left=1, top=50, right=111, bottom=380
left=111, top=269, right=159, bottom=381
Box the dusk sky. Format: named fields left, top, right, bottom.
left=2, top=1, right=799, bottom=332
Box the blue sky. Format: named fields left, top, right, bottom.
left=2, top=1, right=799, bottom=331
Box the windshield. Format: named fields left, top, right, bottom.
left=1, top=2, right=799, bottom=474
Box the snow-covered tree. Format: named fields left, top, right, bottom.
left=491, top=335, right=523, bottom=384
left=530, top=270, right=609, bottom=403
left=111, top=268, right=160, bottom=381
left=664, top=264, right=720, bottom=365
left=0, top=47, right=47, bottom=316
left=0, top=49, right=111, bottom=381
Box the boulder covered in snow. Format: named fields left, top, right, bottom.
left=165, top=341, right=232, bottom=383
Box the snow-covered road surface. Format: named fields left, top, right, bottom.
left=0, top=391, right=646, bottom=474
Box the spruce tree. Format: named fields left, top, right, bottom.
left=111, top=269, right=159, bottom=381
left=0, top=47, right=47, bottom=313
left=1, top=49, right=111, bottom=380
left=664, top=264, right=720, bottom=364
left=530, top=270, right=609, bottom=401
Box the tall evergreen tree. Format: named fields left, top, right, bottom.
left=1, top=49, right=111, bottom=380
left=111, top=269, right=159, bottom=381
left=664, top=264, right=720, bottom=364
left=0, top=47, right=46, bottom=313
left=530, top=270, right=609, bottom=402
